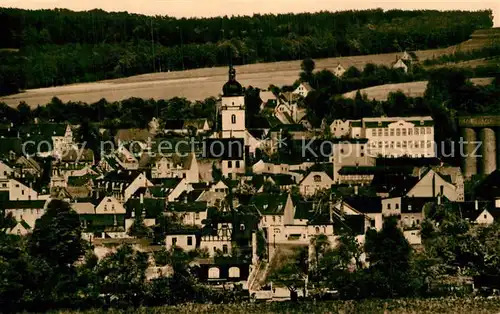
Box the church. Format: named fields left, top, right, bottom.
left=217, top=66, right=265, bottom=179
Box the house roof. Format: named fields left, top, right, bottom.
left=476, top=170, right=500, bottom=200
left=344, top=197, right=382, bottom=213
left=363, top=116, right=434, bottom=128
left=115, top=128, right=153, bottom=143
left=61, top=149, right=94, bottom=162
left=164, top=119, right=208, bottom=130
left=269, top=174, right=296, bottom=186
left=376, top=157, right=441, bottom=168
left=125, top=198, right=166, bottom=218
left=1, top=200, right=46, bottom=209
left=249, top=193, right=288, bottom=215
left=150, top=177, right=183, bottom=188
left=166, top=201, right=207, bottom=213
left=260, top=91, right=277, bottom=103
left=333, top=214, right=365, bottom=235
left=401, top=197, right=435, bottom=214
left=68, top=174, right=96, bottom=187
left=99, top=170, right=142, bottom=183
left=299, top=82, right=314, bottom=92
left=371, top=173, right=420, bottom=197
left=72, top=202, right=95, bottom=214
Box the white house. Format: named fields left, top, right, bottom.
left=363, top=116, right=435, bottom=158
left=123, top=172, right=154, bottom=203
left=0, top=178, right=39, bottom=201
left=299, top=171, right=334, bottom=196
left=166, top=231, right=198, bottom=251
left=292, top=82, right=314, bottom=98
left=333, top=64, right=346, bottom=77
left=393, top=59, right=408, bottom=73
left=95, top=196, right=126, bottom=214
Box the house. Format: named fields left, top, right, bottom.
left=150, top=153, right=200, bottom=183
left=401, top=51, right=412, bottom=61
left=0, top=160, right=15, bottom=178
left=166, top=228, right=199, bottom=251
left=333, top=64, right=346, bottom=77
left=292, top=82, right=314, bottom=98
left=7, top=220, right=32, bottom=236
left=0, top=178, right=39, bottom=201
left=406, top=169, right=460, bottom=202
left=330, top=120, right=352, bottom=138
left=393, top=59, right=408, bottom=73
left=164, top=119, right=211, bottom=135
left=166, top=201, right=208, bottom=227
left=274, top=93, right=307, bottom=125
left=200, top=222, right=233, bottom=257
left=19, top=123, right=74, bottom=157
left=95, top=170, right=153, bottom=203
left=114, top=128, right=154, bottom=144
left=76, top=198, right=127, bottom=240
left=2, top=199, right=47, bottom=230
left=332, top=139, right=375, bottom=184
left=14, top=156, right=42, bottom=177
left=259, top=91, right=278, bottom=111
left=299, top=166, right=334, bottom=196
left=343, top=197, right=383, bottom=230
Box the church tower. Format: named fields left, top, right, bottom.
left=221, top=65, right=246, bottom=139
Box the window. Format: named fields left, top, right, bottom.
left=223, top=245, right=228, bottom=254
left=484, top=214, right=487, bottom=219
left=240, top=224, right=245, bottom=231
left=228, top=161, right=232, bottom=168
left=235, top=161, right=240, bottom=168
left=427, top=141, right=432, bottom=148
left=231, top=114, right=236, bottom=124
left=195, top=212, right=200, bottom=219
left=396, top=142, right=401, bottom=148
left=390, top=129, right=395, bottom=136
left=264, top=216, right=267, bottom=222
left=187, top=236, right=192, bottom=246
left=384, top=129, right=389, bottom=136
left=313, top=175, right=322, bottom=182
left=408, top=205, right=412, bottom=211
left=274, top=228, right=281, bottom=233
left=104, top=205, right=107, bottom=211
left=440, top=185, right=444, bottom=195
left=371, top=129, right=376, bottom=136
left=208, top=267, right=220, bottom=279
left=229, top=266, right=240, bottom=278
left=426, top=127, right=432, bottom=134
left=21, top=190, right=24, bottom=195
left=273, top=216, right=276, bottom=222
left=408, top=128, right=413, bottom=135
left=387, top=204, right=391, bottom=209
left=172, top=237, right=177, bottom=246
left=396, top=203, right=399, bottom=209
left=315, top=226, right=320, bottom=234
left=378, top=129, right=383, bottom=136
left=402, top=141, right=407, bottom=148
left=402, top=129, right=407, bottom=136
left=396, top=129, right=401, bottom=136
left=415, top=128, right=419, bottom=135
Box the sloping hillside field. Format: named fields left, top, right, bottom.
left=1, top=29, right=498, bottom=108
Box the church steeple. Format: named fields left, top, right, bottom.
left=222, top=65, right=243, bottom=97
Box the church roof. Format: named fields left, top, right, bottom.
left=222, top=66, right=244, bottom=97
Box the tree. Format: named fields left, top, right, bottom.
left=29, top=199, right=84, bottom=268
left=300, top=58, right=315, bottom=83
left=364, top=216, right=417, bottom=297
left=96, top=244, right=149, bottom=307
left=128, top=214, right=153, bottom=239
left=310, top=234, right=330, bottom=272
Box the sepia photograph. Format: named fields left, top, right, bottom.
left=0, top=0, right=499, bottom=313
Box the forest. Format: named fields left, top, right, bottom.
left=0, top=8, right=494, bottom=95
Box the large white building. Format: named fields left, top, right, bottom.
left=330, top=116, right=435, bottom=158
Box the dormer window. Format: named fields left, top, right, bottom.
left=231, top=114, right=236, bottom=124
left=313, top=175, right=321, bottom=182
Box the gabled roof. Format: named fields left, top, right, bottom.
left=61, top=149, right=94, bottom=162
left=125, top=198, right=166, bottom=218
left=344, top=197, right=382, bottom=213
left=1, top=200, right=46, bottom=209
left=401, top=197, right=436, bottom=214
left=166, top=201, right=207, bottom=213
left=72, top=202, right=95, bottom=214
left=114, top=128, right=152, bottom=143
left=100, top=170, right=142, bottom=182
left=249, top=193, right=288, bottom=215
left=371, top=173, right=419, bottom=197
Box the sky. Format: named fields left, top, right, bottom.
left=1, top=0, right=499, bottom=27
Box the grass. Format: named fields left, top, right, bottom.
left=1, top=28, right=499, bottom=108
left=55, top=297, right=500, bottom=313
left=342, top=77, right=494, bottom=101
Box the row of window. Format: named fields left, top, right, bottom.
left=370, top=140, right=433, bottom=149
left=371, top=127, right=432, bottom=137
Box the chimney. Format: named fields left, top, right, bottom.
left=475, top=200, right=479, bottom=211
left=354, top=185, right=359, bottom=195
left=437, top=196, right=441, bottom=205
left=140, top=193, right=144, bottom=205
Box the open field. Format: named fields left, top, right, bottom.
left=342, top=77, right=495, bottom=101
left=2, top=28, right=499, bottom=108
left=54, top=297, right=500, bottom=314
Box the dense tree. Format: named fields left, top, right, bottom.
left=0, top=9, right=492, bottom=92
left=29, top=199, right=84, bottom=268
